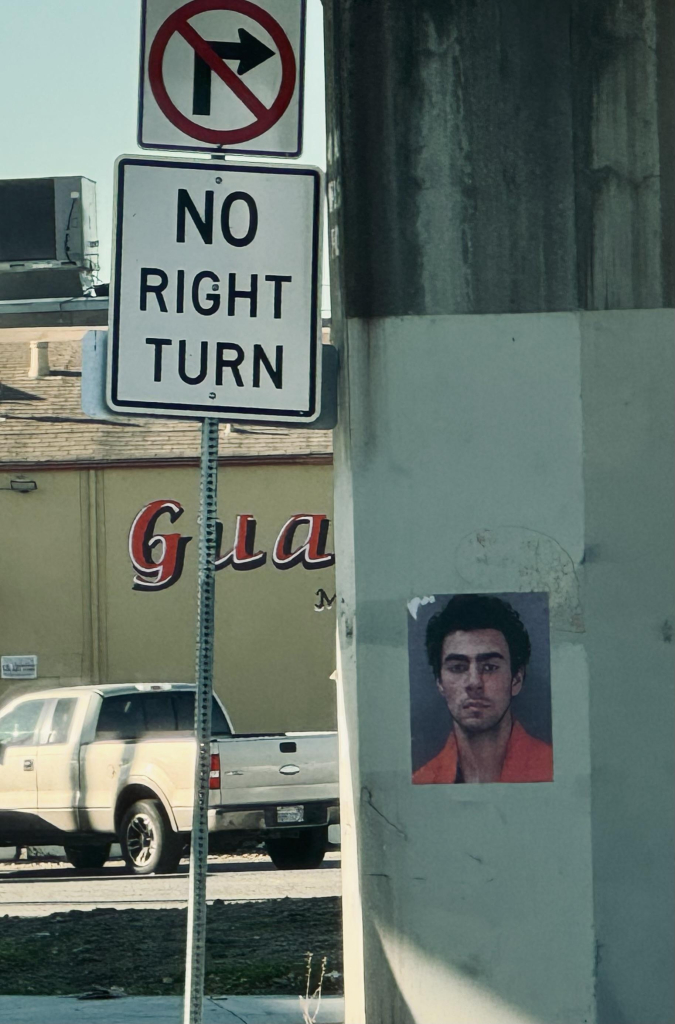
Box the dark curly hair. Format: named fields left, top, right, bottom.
left=425, top=594, right=531, bottom=677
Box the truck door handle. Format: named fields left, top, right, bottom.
left=23, top=759, right=34, bottom=771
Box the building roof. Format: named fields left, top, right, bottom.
left=0, top=328, right=333, bottom=469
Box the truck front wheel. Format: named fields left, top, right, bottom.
left=63, top=843, right=111, bottom=871
left=264, top=826, right=328, bottom=870
left=120, top=799, right=184, bottom=875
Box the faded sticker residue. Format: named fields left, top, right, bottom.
left=455, top=527, right=583, bottom=632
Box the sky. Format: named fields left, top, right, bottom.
left=0, top=0, right=328, bottom=309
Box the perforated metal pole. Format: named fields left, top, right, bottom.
left=184, top=417, right=219, bottom=1024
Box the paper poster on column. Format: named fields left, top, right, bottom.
left=408, top=592, right=553, bottom=784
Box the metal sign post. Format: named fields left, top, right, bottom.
left=184, top=416, right=219, bottom=1024
left=95, top=5, right=325, bottom=1020
left=105, top=148, right=324, bottom=1019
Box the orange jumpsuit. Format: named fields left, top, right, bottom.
left=412, top=719, right=553, bottom=784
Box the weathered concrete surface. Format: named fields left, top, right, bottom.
left=331, top=313, right=596, bottom=1024
left=329, top=306, right=674, bottom=1024
left=581, top=309, right=675, bottom=1024
left=324, top=2, right=674, bottom=1022
left=325, top=0, right=673, bottom=318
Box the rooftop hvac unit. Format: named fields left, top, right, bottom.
left=0, top=176, right=99, bottom=300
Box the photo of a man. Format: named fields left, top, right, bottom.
left=410, top=593, right=553, bottom=784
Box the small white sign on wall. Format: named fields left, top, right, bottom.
left=1, top=655, right=38, bottom=680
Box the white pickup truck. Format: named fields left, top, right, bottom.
left=0, top=683, right=339, bottom=875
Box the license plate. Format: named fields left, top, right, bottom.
left=277, top=805, right=304, bottom=823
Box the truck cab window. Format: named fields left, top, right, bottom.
left=210, top=698, right=232, bottom=737
left=141, top=693, right=177, bottom=734
left=0, top=700, right=45, bottom=747
left=173, top=692, right=231, bottom=736
left=46, top=698, right=77, bottom=745
left=96, top=695, right=144, bottom=740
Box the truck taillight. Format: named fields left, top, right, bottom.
left=209, top=753, right=220, bottom=790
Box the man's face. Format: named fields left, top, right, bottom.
left=437, top=629, right=523, bottom=734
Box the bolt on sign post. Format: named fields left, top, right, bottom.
left=139, top=0, right=306, bottom=157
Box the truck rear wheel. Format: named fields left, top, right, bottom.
left=264, top=826, right=328, bottom=870
left=63, top=843, right=111, bottom=871
left=120, top=799, right=184, bottom=875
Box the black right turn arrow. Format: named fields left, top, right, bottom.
left=192, top=29, right=275, bottom=115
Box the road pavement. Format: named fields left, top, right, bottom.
left=0, top=852, right=341, bottom=917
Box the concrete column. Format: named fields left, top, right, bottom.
left=324, top=2, right=673, bottom=1022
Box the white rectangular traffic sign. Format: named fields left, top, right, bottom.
left=108, top=156, right=322, bottom=422
left=138, top=0, right=305, bottom=157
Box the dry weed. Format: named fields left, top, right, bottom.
left=299, top=951, right=327, bottom=1024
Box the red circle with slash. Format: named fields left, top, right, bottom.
left=148, top=0, right=296, bottom=145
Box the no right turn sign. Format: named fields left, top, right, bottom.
left=139, top=0, right=305, bottom=156
left=108, top=156, right=322, bottom=423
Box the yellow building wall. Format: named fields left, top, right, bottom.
left=0, top=470, right=90, bottom=691
left=0, top=463, right=337, bottom=732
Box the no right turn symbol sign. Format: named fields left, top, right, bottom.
left=139, top=0, right=305, bottom=156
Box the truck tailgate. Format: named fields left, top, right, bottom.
left=213, top=732, right=338, bottom=806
